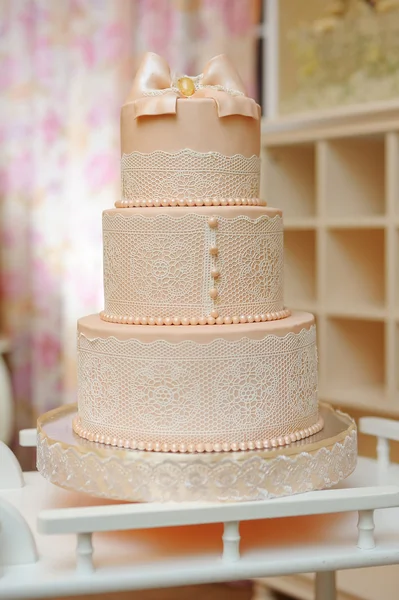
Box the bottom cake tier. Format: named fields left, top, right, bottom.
left=75, top=311, right=323, bottom=453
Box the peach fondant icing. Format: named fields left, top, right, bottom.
left=75, top=52, right=324, bottom=452
left=121, top=98, right=260, bottom=156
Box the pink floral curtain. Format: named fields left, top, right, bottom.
left=0, top=0, right=260, bottom=442
left=133, top=0, right=261, bottom=98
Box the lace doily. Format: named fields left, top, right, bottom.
left=76, top=325, right=319, bottom=450
left=37, top=418, right=357, bottom=502
left=102, top=212, right=284, bottom=321
left=121, top=149, right=260, bottom=201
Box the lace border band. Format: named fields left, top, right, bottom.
left=72, top=414, right=324, bottom=453
left=99, top=308, right=291, bottom=326
left=121, top=149, right=261, bottom=201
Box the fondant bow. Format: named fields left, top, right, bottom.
left=125, top=52, right=259, bottom=119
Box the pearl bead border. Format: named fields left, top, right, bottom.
left=99, top=308, right=291, bottom=326
left=72, top=415, right=324, bottom=453
left=115, top=197, right=263, bottom=208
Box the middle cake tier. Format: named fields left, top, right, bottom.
left=101, top=205, right=289, bottom=325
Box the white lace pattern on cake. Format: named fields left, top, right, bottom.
left=102, top=212, right=284, bottom=320
left=121, top=149, right=260, bottom=201
left=77, top=326, right=318, bottom=448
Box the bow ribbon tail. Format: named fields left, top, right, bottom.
left=132, top=92, right=178, bottom=119
left=194, top=88, right=260, bottom=119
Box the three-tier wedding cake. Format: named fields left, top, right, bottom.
left=73, top=52, right=324, bottom=455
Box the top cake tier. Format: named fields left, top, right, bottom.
left=118, top=53, right=262, bottom=207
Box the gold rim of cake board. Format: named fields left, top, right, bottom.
left=36, top=402, right=357, bottom=503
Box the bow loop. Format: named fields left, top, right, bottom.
left=201, top=54, right=246, bottom=95
left=125, top=52, right=259, bottom=120
left=126, top=52, right=172, bottom=102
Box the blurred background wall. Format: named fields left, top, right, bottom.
left=279, top=0, right=399, bottom=114
left=0, top=0, right=261, bottom=452
left=2, top=0, right=399, bottom=463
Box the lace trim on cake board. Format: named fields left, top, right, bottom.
left=38, top=428, right=356, bottom=502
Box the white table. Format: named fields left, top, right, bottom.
left=1, top=417, right=399, bottom=600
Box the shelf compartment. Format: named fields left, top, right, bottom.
left=319, top=384, right=391, bottom=414
left=284, top=218, right=318, bottom=230
left=325, top=307, right=387, bottom=321
left=395, top=134, right=399, bottom=218
left=284, top=230, right=316, bottom=309
left=263, top=143, right=316, bottom=218
left=325, top=216, right=387, bottom=229
left=325, top=228, right=385, bottom=312
left=324, top=137, right=385, bottom=218
left=322, top=317, right=386, bottom=412
left=396, top=324, right=399, bottom=394
left=396, top=229, right=399, bottom=314
left=290, top=301, right=319, bottom=315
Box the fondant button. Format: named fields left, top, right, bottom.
left=209, top=288, right=218, bottom=300
left=207, top=216, right=218, bottom=228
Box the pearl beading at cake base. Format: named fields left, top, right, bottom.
left=115, top=197, right=263, bottom=208
left=99, top=308, right=291, bottom=326
left=72, top=414, right=324, bottom=453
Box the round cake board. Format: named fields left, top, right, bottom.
left=37, top=403, right=357, bottom=503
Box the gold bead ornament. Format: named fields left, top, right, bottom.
left=177, top=76, right=195, bottom=97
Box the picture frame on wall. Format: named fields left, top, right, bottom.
left=262, top=0, right=399, bottom=122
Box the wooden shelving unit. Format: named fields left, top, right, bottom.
left=396, top=323, right=399, bottom=393
left=262, top=108, right=399, bottom=416
left=284, top=229, right=316, bottom=311
left=323, top=136, right=386, bottom=218
left=396, top=229, right=399, bottom=318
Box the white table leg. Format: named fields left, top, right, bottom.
left=315, top=571, right=336, bottom=600
left=76, top=532, right=94, bottom=573
left=376, top=436, right=390, bottom=470
left=222, top=521, right=240, bottom=562
left=357, top=509, right=375, bottom=549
